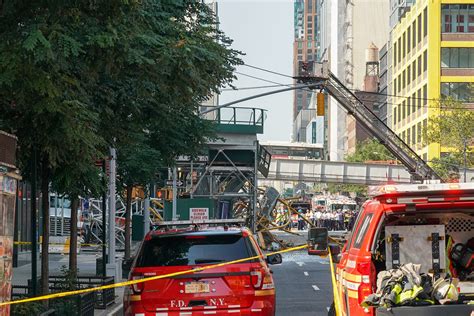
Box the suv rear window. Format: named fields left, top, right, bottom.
left=351, top=213, right=374, bottom=249
left=136, top=234, right=257, bottom=267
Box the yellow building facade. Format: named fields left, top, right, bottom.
left=392, top=0, right=474, bottom=162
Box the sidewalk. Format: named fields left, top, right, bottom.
left=13, top=252, right=125, bottom=316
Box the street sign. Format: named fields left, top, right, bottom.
left=166, top=180, right=184, bottom=187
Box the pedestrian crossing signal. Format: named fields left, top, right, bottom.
left=317, top=92, right=325, bottom=116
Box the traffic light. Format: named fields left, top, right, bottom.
left=317, top=92, right=325, bottom=116
left=156, top=188, right=173, bottom=200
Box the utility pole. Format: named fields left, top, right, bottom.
left=30, top=148, right=37, bottom=296
left=172, top=166, right=177, bottom=220
left=143, top=188, right=150, bottom=234
left=108, top=148, right=116, bottom=265
left=101, top=159, right=107, bottom=275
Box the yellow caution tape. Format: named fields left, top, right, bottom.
left=328, top=247, right=342, bottom=316
left=0, top=244, right=309, bottom=307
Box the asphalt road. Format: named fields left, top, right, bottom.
left=272, top=250, right=333, bottom=316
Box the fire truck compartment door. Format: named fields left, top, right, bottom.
left=385, top=225, right=445, bottom=274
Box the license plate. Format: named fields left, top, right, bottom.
left=185, top=281, right=210, bottom=294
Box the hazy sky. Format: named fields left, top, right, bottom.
left=217, top=0, right=294, bottom=142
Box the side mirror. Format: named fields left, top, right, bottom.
left=307, top=227, right=329, bottom=256
left=329, top=245, right=341, bottom=263
left=266, top=253, right=283, bottom=265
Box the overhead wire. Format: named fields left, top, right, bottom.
left=241, top=63, right=474, bottom=107
left=220, top=84, right=293, bottom=91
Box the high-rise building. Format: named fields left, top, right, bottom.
left=292, top=0, right=318, bottom=141
left=390, top=1, right=474, bottom=162
left=390, top=0, right=417, bottom=28
left=315, top=0, right=389, bottom=159
left=378, top=43, right=390, bottom=126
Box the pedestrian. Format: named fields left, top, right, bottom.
left=337, top=209, right=344, bottom=230
left=315, top=208, right=322, bottom=227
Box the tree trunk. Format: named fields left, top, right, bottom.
left=124, top=185, right=133, bottom=259
left=40, top=160, right=50, bottom=298
left=69, top=197, right=79, bottom=278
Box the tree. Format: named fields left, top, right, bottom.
left=424, top=98, right=474, bottom=182
left=333, top=139, right=396, bottom=196
left=345, top=139, right=395, bottom=163
left=0, top=0, right=241, bottom=288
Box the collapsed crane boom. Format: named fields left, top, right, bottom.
left=304, top=62, right=441, bottom=182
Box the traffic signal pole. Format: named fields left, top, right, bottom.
left=199, top=84, right=320, bottom=115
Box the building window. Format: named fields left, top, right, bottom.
left=441, top=48, right=474, bottom=68
left=402, top=131, right=406, bottom=143
left=307, top=49, right=312, bottom=54
left=312, top=121, right=317, bottom=143
left=407, top=96, right=411, bottom=114
left=441, top=82, right=473, bottom=101
left=307, top=41, right=312, bottom=48
left=412, top=93, right=416, bottom=114
left=412, top=61, right=416, bottom=80
left=418, top=88, right=422, bottom=110
left=398, top=104, right=401, bottom=122
left=407, top=26, right=411, bottom=53
left=394, top=107, right=398, bottom=125
left=398, top=37, right=401, bottom=63
left=298, top=42, right=303, bottom=49
left=402, top=100, right=406, bottom=119
left=417, top=122, right=422, bottom=143
left=297, top=55, right=303, bottom=61
left=407, top=65, right=411, bottom=85
left=423, top=50, right=427, bottom=72
left=398, top=75, right=401, bottom=93
left=423, top=7, right=428, bottom=38
left=423, top=85, right=427, bottom=105
left=394, top=78, right=397, bottom=94
left=394, top=42, right=398, bottom=66
left=442, top=4, right=474, bottom=33
left=308, top=0, right=313, bottom=11
left=418, top=55, right=422, bottom=76
left=418, top=14, right=422, bottom=43
left=407, top=128, right=411, bottom=145
left=412, top=125, right=416, bottom=145
left=298, top=49, right=303, bottom=54
left=403, top=32, right=406, bottom=58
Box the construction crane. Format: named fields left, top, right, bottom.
left=296, top=61, right=441, bottom=182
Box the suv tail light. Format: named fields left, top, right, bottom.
left=356, top=262, right=374, bottom=304
left=250, top=268, right=263, bottom=289
left=131, top=274, right=144, bottom=294
left=250, top=268, right=274, bottom=290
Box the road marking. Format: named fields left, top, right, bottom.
left=304, top=271, right=309, bottom=276
left=312, top=285, right=320, bottom=291
left=296, top=262, right=305, bottom=267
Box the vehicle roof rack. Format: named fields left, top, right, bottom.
left=152, top=218, right=247, bottom=230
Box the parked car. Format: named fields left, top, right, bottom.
left=124, top=221, right=281, bottom=315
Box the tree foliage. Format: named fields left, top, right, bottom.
left=330, top=139, right=396, bottom=196
left=423, top=98, right=474, bottom=181
left=345, top=139, right=395, bottom=163
left=0, top=0, right=241, bottom=286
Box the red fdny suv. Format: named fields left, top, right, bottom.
left=123, top=220, right=281, bottom=316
